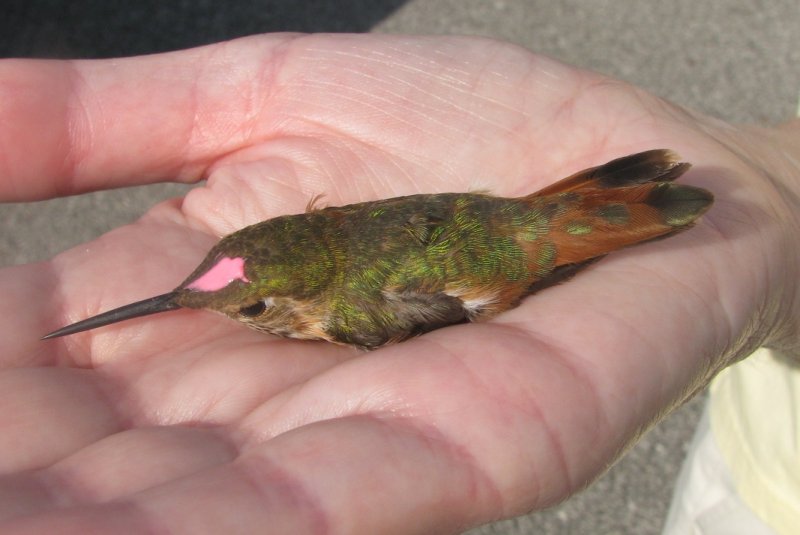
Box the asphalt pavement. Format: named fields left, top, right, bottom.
left=2, top=1, right=798, bottom=533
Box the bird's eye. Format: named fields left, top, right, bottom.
left=238, top=301, right=266, bottom=317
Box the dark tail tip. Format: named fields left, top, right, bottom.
left=646, top=183, right=714, bottom=227
left=596, top=149, right=690, bottom=188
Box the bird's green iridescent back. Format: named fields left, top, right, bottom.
left=194, top=192, right=557, bottom=348
left=318, top=193, right=557, bottom=347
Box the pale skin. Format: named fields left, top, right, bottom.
left=1, top=34, right=799, bottom=533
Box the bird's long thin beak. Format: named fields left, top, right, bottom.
left=42, top=292, right=182, bottom=340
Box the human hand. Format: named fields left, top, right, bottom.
left=1, top=34, right=798, bottom=533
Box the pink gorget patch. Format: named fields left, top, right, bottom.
left=187, top=257, right=251, bottom=292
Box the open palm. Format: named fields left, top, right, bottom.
left=0, top=34, right=795, bottom=533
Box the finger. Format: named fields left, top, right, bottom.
left=0, top=427, right=235, bottom=523
left=46, top=427, right=237, bottom=503
left=0, top=368, right=120, bottom=473
left=0, top=202, right=205, bottom=366
left=0, top=33, right=597, bottom=204
left=142, top=417, right=501, bottom=534
left=0, top=263, right=61, bottom=368
left=0, top=34, right=297, bottom=201
left=0, top=417, right=503, bottom=534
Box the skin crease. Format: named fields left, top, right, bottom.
left=0, top=33, right=799, bottom=533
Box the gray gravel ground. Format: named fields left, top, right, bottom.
left=2, top=1, right=797, bottom=533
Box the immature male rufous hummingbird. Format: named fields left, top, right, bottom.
left=43, top=149, right=712, bottom=349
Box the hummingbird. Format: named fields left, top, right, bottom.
left=43, top=149, right=712, bottom=349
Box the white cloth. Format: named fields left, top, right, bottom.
left=663, top=348, right=799, bottom=534
left=662, top=407, right=778, bottom=534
